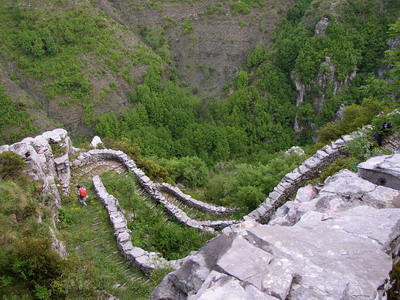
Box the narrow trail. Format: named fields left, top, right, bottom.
left=60, top=152, right=238, bottom=297
left=72, top=159, right=126, bottom=183
left=60, top=161, right=157, bottom=298
left=160, top=192, right=222, bottom=221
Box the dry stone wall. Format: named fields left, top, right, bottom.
left=245, top=132, right=363, bottom=223
left=155, top=183, right=236, bottom=217
left=93, top=175, right=171, bottom=273
left=152, top=164, right=400, bottom=300
left=72, top=149, right=238, bottom=232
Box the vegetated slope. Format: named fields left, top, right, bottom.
left=103, top=0, right=295, bottom=97
left=0, top=0, right=294, bottom=141
left=0, top=0, right=163, bottom=138
left=1, top=0, right=400, bottom=212
left=262, top=0, right=400, bottom=143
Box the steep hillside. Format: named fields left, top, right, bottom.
left=0, top=0, right=163, bottom=137
left=0, top=0, right=294, bottom=140
left=104, top=0, right=295, bottom=97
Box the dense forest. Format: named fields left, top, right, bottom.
left=0, top=0, right=400, bottom=298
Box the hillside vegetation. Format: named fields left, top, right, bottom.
left=0, top=0, right=400, bottom=298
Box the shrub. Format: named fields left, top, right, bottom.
left=235, top=185, right=265, bottom=210
left=50, top=143, right=67, bottom=157
left=183, top=18, right=194, bottom=34
left=247, top=45, right=268, bottom=68
left=10, top=237, right=67, bottom=298
left=319, top=157, right=357, bottom=181
left=344, top=135, right=383, bottom=162
left=229, top=1, right=251, bottom=15
left=0, top=151, right=26, bottom=179
left=162, top=156, right=209, bottom=188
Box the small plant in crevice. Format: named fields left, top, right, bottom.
left=50, top=143, right=67, bottom=157
left=0, top=151, right=26, bottom=179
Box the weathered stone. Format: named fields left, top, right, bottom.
left=91, top=136, right=103, bottom=148
left=299, top=207, right=400, bottom=254
left=261, top=258, right=294, bottom=299
left=320, top=169, right=400, bottom=209
left=296, top=164, right=309, bottom=175
left=358, top=154, right=400, bottom=191
left=268, top=191, right=281, bottom=202
left=295, top=184, right=318, bottom=203
left=216, top=234, right=273, bottom=290
left=314, top=149, right=330, bottom=161
left=341, top=134, right=353, bottom=142
left=222, top=220, right=261, bottom=235
left=188, top=271, right=277, bottom=300
left=284, top=146, right=305, bottom=157
left=42, top=128, right=67, bottom=143
left=315, top=17, right=329, bottom=36
left=284, top=170, right=302, bottom=183
left=303, top=157, right=321, bottom=169
left=247, top=221, right=392, bottom=299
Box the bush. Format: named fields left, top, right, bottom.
left=163, top=156, right=209, bottom=188
left=183, top=18, right=194, bottom=34
left=0, top=151, right=26, bottom=179
left=50, top=143, right=67, bottom=157
left=344, top=135, right=383, bottom=162
left=319, top=157, right=357, bottom=181
left=9, top=237, right=67, bottom=298
left=229, top=1, right=251, bottom=15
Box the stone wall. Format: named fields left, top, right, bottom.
left=72, top=149, right=238, bottom=232
left=93, top=175, right=171, bottom=273
left=155, top=183, right=236, bottom=217
left=245, top=132, right=363, bottom=223
left=152, top=165, right=400, bottom=299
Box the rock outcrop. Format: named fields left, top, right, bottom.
left=152, top=158, right=400, bottom=299
left=358, top=153, right=400, bottom=191
left=0, top=128, right=76, bottom=211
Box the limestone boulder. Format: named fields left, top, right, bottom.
left=247, top=217, right=392, bottom=299
left=358, top=154, right=400, bottom=191
left=91, top=136, right=103, bottom=149
left=188, top=271, right=278, bottom=300
left=282, top=170, right=400, bottom=224
left=284, top=146, right=305, bottom=157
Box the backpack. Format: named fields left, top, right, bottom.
left=79, top=188, right=87, bottom=197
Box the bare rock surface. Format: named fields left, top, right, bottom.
left=358, top=153, right=400, bottom=191
left=152, top=160, right=400, bottom=300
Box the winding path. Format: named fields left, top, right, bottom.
left=69, top=150, right=239, bottom=273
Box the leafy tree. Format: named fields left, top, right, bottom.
left=161, top=156, right=209, bottom=188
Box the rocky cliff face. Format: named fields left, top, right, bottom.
left=151, top=155, right=400, bottom=299
left=292, top=11, right=357, bottom=135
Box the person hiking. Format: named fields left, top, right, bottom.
left=77, top=185, right=88, bottom=206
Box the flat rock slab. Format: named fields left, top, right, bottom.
left=298, top=206, right=400, bottom=253
left=358, top=154, right=400, bottom=190
left=188, top=271, right=278, bottom=300
left=316, top=169, right=400, bottom=209
left=215, top=234, right=273, bottom=290
left=247, top=220, right=392, bottom=299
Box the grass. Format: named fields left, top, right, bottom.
left=58, top=179, right=161, bottom=299
left=0, top=0, right=164, bottom=124
left=101, top=171, right=214, bottom=260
